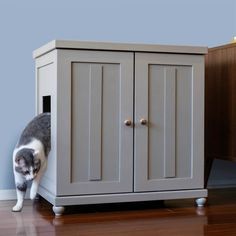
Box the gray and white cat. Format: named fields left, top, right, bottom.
left=12, top=113, right=51, bottom=212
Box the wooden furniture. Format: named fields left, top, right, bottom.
left=33, top=40, right=207, bottom=215
left=205, top=43, right=236, bottom=185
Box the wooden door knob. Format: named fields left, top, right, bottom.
left=124, top=119, right=132, bottom=126
left=140, top=119, right=147, bottom=125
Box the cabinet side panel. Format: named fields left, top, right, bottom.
left=36, top=53, right=57, bottom=195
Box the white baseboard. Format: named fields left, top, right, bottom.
left=0, top=189, right=16, bottom=200
left=0, top=189, right=30, bottom=200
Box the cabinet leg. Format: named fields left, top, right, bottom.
left=195, top=198, right=207, bottom=207
left=52, top=206, right=65, bottom=216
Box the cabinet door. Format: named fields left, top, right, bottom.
left=57, top=50, right=134, bottom=195
left=134, top=53, right=204, bottom=192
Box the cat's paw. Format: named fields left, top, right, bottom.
left=30, top=191, right=37, bottom=200
left=12, top=204, right=23, bottom=212
left=30, top=188, right=37, bottom=200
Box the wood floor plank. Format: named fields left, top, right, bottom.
left=0, top=189, right=236, bottom=235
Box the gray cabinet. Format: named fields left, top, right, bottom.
left=34, top=40, right=207, bottom=215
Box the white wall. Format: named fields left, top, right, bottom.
left=0, top=0, right=235, bottom=192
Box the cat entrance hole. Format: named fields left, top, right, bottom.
left=43, top=96, right=51, bottom=113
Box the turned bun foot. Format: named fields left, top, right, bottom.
left=52, top=206, right=65, bottom=216
left=195, top=197, right=207, bottom=207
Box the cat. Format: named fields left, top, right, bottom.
left=12, top=113, right=51, bottom=212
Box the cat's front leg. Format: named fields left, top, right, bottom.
left=30, top=163, right=46, bottom=200
left=30, top=181, right=38, bottom=200
left=12, top=181, right=27, bottom=212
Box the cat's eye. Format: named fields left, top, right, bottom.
left=24, top=171, right=30, bottom=175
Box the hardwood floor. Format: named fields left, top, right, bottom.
left=1, top=188, right=236, bottom=235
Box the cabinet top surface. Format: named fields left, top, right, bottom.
left=33, top=40, right=208, bottom=58
left=208, top=42, right=236, bottom=51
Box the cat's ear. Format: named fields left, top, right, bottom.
left=34, top=157, right=41, bottom=166
left=15, top=156, right=20, bottom=164
left=33, top=150, right=40, bottom=157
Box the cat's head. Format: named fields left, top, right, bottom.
left=14, top=148, right=41, bottom=181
